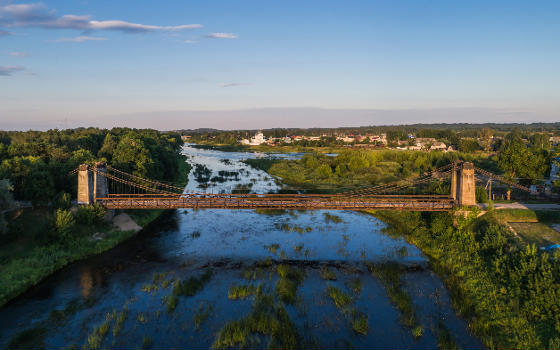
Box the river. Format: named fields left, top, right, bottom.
left=0, top=145, right=482, bottom=349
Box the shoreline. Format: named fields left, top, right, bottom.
left=0, top=208, right=170, bottom=308
left=0, top=154, right=190, bottom=308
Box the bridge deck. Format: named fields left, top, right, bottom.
left=97, top=194, right=455, bottom=211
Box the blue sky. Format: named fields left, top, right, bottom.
left=1, top=0, right=559, bottom=130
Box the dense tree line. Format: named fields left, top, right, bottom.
left=0, top=128, right=184, bottom=203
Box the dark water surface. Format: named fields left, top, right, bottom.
left=0, top=146, right=483, bottom=349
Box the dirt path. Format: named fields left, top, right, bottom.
left=113, top=213, right=142, bottom=232
left=479, top=203, right=560, bottom=210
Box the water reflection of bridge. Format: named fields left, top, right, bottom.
left=71, top=161, right=532, bottom=212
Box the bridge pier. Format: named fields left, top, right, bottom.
left=93, top=162, right=108, bottom=202
left=77, top=164, right=94, bottom=205
left=451, top=161, right=476, bottom=207
left=77, top=162, right=109, bottom=207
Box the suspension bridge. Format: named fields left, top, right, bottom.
left=70, top=161, right=533, bottom=211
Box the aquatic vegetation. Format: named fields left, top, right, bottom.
left=265, top=243, right=280, bottom=254
left=162, top=295, right=178, bottom=312
left=137, top=312, right=148, bottom=324
left=172, top=270, right=213, bottom=297
left=275, top=264, right=305, bottom=304
left=142, top=335, right=153, bottom=349
left=396, top=246, right=409, bottom=258
left=326, top=285, right=353, bottom=309
left=191, top=230, right=201, bottom=238
left=242, top=266, right=264, bottom=281
left=350, top=310, right=368, bottom=335
left=194, top=303, right=214, bottom=330
left=112, top=308, right=128, bottom=337
left=437, top=323, right=460, bottom=349
left=163, top=270, right=212, bottom=312
left=319, top=266, right=337, bottom=280
left=212, top=294, right=300, bottom=349
left=257, top=257, right=274, bottom=267
left=368, top=262, right=420, bottom=330
left=228, top=283, right=261, bottom=300
left=6, top=327, right=47, bottom=349
left=84, top=314, right=114, bottom=350
left=275, top=223, right=307, bottom=234
left=279, top=250, right=287, bottom=259
left=141, top=283, right=159, bottom=293
left=293, top=244, right=304, bottom=254
left=324, top=212, right=343, bottom=224
left=346, top=278, right=362, bottom=294
left=412, top=325, right=424, bottom=338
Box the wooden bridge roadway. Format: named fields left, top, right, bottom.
left=74, top=160, right=532, bottom=212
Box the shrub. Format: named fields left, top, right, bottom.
left=54, top=209, right=75, bottom=239
left=75, top=204, right=106, bottom=225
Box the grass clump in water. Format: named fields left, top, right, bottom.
left=437, top=322, right=460, bottom=349
left=326, top=285, right=353, bottom=309
left=112, top=308, right=128, bottom=337
left=84, top=315, right=113, bottom=350
left=142, top=335, right=153, bottom=349
left=194, top=303, right=214, bottom=330
left=319, top=266, right=337, bottom=280
left=212, top=294, right=300, bottom=349
left=368, top=262, right=422, bottom=332
left=173, top=270, right=212, bottom=297
left=163, top=269, right=212, bottom=312
left=265, top=243, right=280, bottom=254
left=350, top=309, right=368, bottom=335
left=275, top=264, right=305, bottom=304
left=346, top=278, right=362, bottom=294
left=242, top=267, right=264, bottom=281
left=228, top=283, right=261, bottom=300
left=324, top=212, right=343, bottom=224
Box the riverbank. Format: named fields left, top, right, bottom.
left=0, top=155, right=191, bottom=308
left=368, top=209, right=560, bottom=350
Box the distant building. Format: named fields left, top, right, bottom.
left=240, top=131, right=267, bottom=145
left=430, top=141, right=447, bottom=150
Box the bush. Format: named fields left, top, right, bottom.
left=475, top=186, right=488, bottom=203
left=54, top=209, right=75, bottom=239
left=75, top=204, right=106, bottom=225
left=54, top=192, right=72, bottom=210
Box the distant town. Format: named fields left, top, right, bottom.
left=182, top=128, right=560, bottom=152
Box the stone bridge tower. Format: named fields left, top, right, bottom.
left=77, top=162, right=108, bottom=205
left=450, top=161, right=476, bottom=207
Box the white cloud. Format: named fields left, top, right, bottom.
left=0, top=3, right=202, bottom=33
left=0, top=65, right=24, bottom=76
left=9, top=51, right=28, bottom=57
left=205, top=32, right=237, bottom=39
left=0, top=29, right=14, bottom=37
left=53, top=36, right=107, bottom=42
left=183, top=39, right=198, bottom=44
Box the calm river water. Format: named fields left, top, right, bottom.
left=0, top=145, right=482, bottom=349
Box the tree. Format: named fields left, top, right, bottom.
left=529, top=133, right=550, bottom=151
left=0, top=179, right=15, bottom=234
left=498, top=131, right=550, bottom=184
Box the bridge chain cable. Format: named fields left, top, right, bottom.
left=94, top=168, right=179, bottom=195
left=345, top=164, right=453, bottom=196
left=106, top=166, right=186, bottom=192
left=473, top=166, right=532, bottom=192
